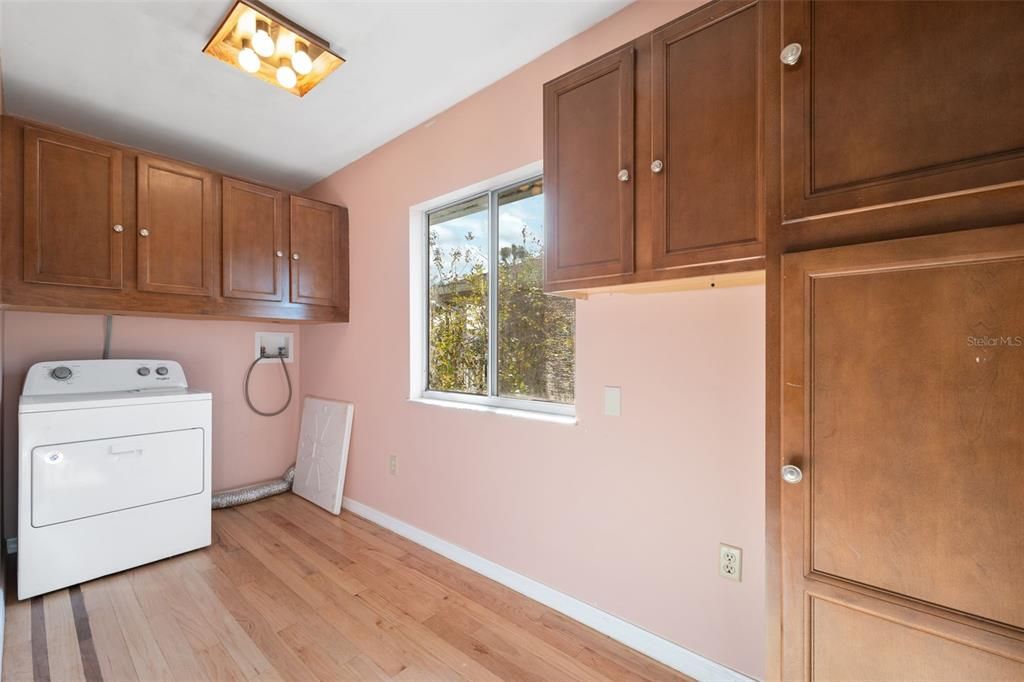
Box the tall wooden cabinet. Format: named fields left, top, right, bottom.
left=764, top=2, right=1024, bottom=680
left=1, top=115, right=349, bottom=322
left=543, top=0, right=766, bottom=295
left=778, top=226, right=1024, bottom=680
left=23, top=127, right=124, bottom=290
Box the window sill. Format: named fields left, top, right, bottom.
left=408, top=397, right=577, bottom=425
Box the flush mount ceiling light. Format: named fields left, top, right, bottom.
left=203, top=0, right=345, bottom=97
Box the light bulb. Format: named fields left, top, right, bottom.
left=276, top=31, right=295, bottom=58
left=237, top=38, right=261, bottom=73
left=276, top=59, right=297, bottom=89
left=292, top=41, right=312, bottom=75
left=237, top=10, right=256, bottom=37
left=252, top=20, right=275, bottom=57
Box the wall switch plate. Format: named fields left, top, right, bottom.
left=719, top=543, right=742, bottom=581
left=255, top=331, right=295, bottom=363
left=389, top=455, right=398, bottom=475
left=603, top=386, right=622, bottom=416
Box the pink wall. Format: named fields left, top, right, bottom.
left=302, top=1, right=765, bottom=677
left=2, top=311, right=301, bottom=535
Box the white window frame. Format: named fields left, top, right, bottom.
left=409, top=161, right=575, bottom=419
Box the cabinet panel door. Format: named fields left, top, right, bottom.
left=290, top=196, right=344, bottom=307
left=543, top=46, right=634, bottom=290
left=781, top=225, right=1024, bottom=680
left=23, top=127, right=124, bottom=289
left=137, top=156, right=216, bottom=296
left=651, top=1, right=763, bottom=271
left=222, top=177, right=285, bottom=302
left=781, top=1, right=1024, bottom=228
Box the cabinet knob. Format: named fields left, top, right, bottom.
left=617, top=169, right=630, bottom=182
left=275, top=250, right=284, bottom=258
left=112, top=224, right=124, bottom=233
left=292, top=252, right=300, bottom=261
left=651, top=160, right=664, bottom=174
left=781, top=464, right=803, bottom=484
left=780, top=43, right=802, bottom=66
left=139, top=228, right=150, bottom=238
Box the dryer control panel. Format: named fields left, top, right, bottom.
left=23, top=360, right=189, bottom=395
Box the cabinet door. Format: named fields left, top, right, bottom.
left=222, top=177, right=285, bottom=302
left=23, top=127, right=124, bottom=289
left=137, top=156, right=216, bottom=296
left=781, top=1, right=1024, bottom=231
left=780, top=225, right=1024, bottom=680
left=289, top=196, right=344, bottom=307
left=651, top=1, right=763, bottom=271
left=543, top=46, right=634, bottom=290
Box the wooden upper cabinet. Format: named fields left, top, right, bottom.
left=137, top=155, right=216, bottom=296
left=651, top=0, right=763, bottom=271
left=543, top=4, right=770, bottom=295
left=289, top=196, right=346, bottom=307
left=543, top=46, right=635, bottom=290
left=222, top=177, right=285, bottom=302
left=781, top=0, right=1024, bottom=234
left=23, top=127, right=124, bottom=289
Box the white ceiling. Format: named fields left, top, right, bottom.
left=0, top=1, right=629, bottom=190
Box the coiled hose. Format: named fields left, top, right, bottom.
left=216, top=352, right=295, bottom=509
left=244, top=351, right=292, bottom=417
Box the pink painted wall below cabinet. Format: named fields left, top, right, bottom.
left=301, top=1, right=766, bottom=677
left=2, top=311, right=301, bottom=536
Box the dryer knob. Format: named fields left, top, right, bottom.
left=137, top=367, right=151, bottom=376
left=156, top=366, right=169, bottom=376
left=50, top=366, right=73, bottom=381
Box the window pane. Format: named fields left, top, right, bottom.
left=497, top=179, right=575, bottom=404
left=427, top=195, right=489, bottom=395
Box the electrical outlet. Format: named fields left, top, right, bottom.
left=389, top=455, right=398, bottom=476
left=719, top=544, right=742, bottom=582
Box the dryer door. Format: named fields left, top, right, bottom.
left=32, top=428, right=205, bottom=527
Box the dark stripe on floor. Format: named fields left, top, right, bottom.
left=70, top=585, right=103, bottom=682
left=30, top=596, right=51, bottom=682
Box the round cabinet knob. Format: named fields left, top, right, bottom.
left=780, top=42, right=802, bottom=66
left=650, top=160, right=664, bottom=174
left=781, top=464, right=803, bottom=484
left=112, top=224, right=124, bottom=233
left=139, top=228, right=151, bottom=238
left=275, top=250, right=284, bottom=258
left=292, top=252, right=300, bottom=260
left=617, top=169, right=630, bottom=182
left=50, top=366, right=73, bottom=381
left=137, top=367, right=151, bottom=376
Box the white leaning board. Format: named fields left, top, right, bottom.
left=292, top=397, right=354, bottom=514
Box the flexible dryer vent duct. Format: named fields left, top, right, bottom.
left=211, top=466, right=295, bottom=509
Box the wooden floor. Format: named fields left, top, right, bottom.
left=3, top=493, right=687, bottom=681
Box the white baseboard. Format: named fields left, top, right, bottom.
left=342, top=497, right=755, bottom=682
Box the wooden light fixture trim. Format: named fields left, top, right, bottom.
left=203, top=0, right=345, bottom=97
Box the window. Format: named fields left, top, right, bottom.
left=420, top=175, right=575, bottom=414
